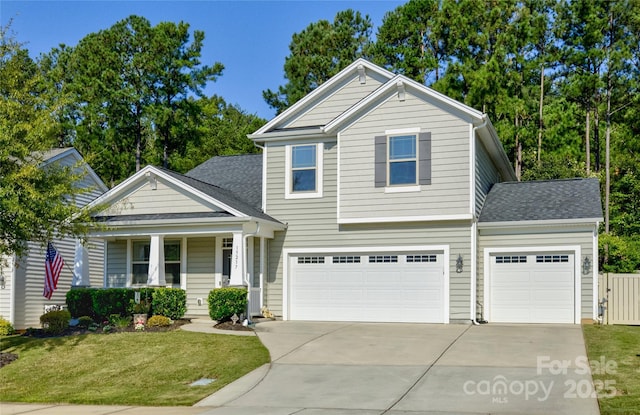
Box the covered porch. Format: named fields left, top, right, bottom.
left=90, top=218, right=281, bottom=317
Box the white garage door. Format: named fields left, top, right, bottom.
left=490, top=253, right=575, bottom=323
left=290, top=252, right=445, bottom=323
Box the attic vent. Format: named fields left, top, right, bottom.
left=146, top=171, right=157, bottom=190
left=357, top=64, right=366, bottom=84
left=396, top=81, right=405, bottom=101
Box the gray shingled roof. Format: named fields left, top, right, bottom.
left=186, top=154, right=262, bottom=210
left=479, top=178, right=603, bottom=223
left=158, top=167, right=280, bottom=224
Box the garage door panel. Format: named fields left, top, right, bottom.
left=490, top=253, right=574, bottom=324
left=290, top=252, right=445, bottom=323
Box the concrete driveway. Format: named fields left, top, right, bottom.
left=197, top=321, right=600, bottom=415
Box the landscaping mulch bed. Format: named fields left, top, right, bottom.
left=214, top=321, right=254, bottom=331
left=0, top=352, right=18, bottom=368
left=21, top=319, right=191, bottom=339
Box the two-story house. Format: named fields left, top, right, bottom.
left=87, top=59, right=602, bottom=324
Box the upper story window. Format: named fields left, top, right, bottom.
left=285, top=143, right=323, bottom=199
left=292, top=145, right=317, bottom=191
left=388, top=135, right=417, bottom=185
left=375, top=130, right=431, bottom=191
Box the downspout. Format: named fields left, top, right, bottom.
left=243, top=221, right=260, bottom=324
left=470, top=116, right=488, bottom=325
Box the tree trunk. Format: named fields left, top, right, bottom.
left=585, top=108, right=591, bottom=174
left=537, top=65, right=544, bottom=165
left=515, top=114, right=522, bottom=180
left=135, top=104, right=141, bottom=172
left=594, top=106, right=601, bottom=172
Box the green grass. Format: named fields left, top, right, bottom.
left=582, top=325, right=640, bottom=415
left=0, top=330, right=269, bottom=406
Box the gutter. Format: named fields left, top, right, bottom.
left=470, top=117, right=488, bottom=325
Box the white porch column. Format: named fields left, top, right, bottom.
left=259, top=236, right=265, bottom=309
left=72, top=239, right=90, bottom=287
left=147, top=235, right=166, bottom=286
left=229, top=232, right=244, bottom=286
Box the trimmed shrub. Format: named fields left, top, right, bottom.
left=0, top=316, right=15, bottom=336
left=208, top=287, right=247, bottom=321
left=91, top=289, right=136, bottom=320
left=147, top=315, right=172, bottom=327
left=40, top=310, right=71, bottom=335
left=66, top=288, right=95, bottom=318
left=152, top=288, right=186, bottom=320
left=77, top=316, right=94, bottom=328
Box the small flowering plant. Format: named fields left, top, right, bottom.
left=134, top=316, right=146, bottom=331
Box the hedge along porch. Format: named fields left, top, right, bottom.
left=84, top=165, right=284, bottom=318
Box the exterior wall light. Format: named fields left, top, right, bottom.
left=0, top=274, right=5, bottom=289
left=456, top=254, right=464, bottom=273
left=582, top=256, right=592, bottom=275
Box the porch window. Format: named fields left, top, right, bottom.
left=131, top=240, right=181, bottom=285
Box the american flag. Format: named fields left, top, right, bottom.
left=44, top=242, right=64, bottom=300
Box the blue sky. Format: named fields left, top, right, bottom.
left=1, top=0, right=406, bottom=120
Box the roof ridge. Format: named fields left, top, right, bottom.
left=501, top=177, right=597, bottom=185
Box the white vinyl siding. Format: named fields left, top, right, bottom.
left=100, top=180, right=221, bottom=217
left=339, top=93, right=471, bottom=221
left=11, top=238, right=104, bottom=329
left=478, top=228, right=595, bottom=320
left=265, top=141, right=472, bottom=320
left=0, top=255, right=13, bottom=322
left=475, top=139, right=502, bottom=217
left=186, top=237, right=215, bottom=316
left=285, top=74, right=386, bottom=129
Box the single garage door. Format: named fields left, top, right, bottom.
left=490, top=253, right=575, bottom=323
left=290, top=252, right=445, bottom=323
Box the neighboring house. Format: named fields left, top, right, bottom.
left=88, top=59, right=603, bottom=324
left=0, top=148, right=108, bottom=329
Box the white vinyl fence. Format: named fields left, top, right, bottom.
left=598, top=273, right=640, bottom=325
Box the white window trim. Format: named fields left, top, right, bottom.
left=129, top=238, right=183, bottom=287
left=284, top=143, right=323, bottom=199
left=384, top=185, right=421, bottom=193
left=385, top=132, right=420, bottom=188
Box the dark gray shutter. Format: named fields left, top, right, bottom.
left=419, top=132, right=432, bottom=185
left=374, top=135, right=387, bottom=187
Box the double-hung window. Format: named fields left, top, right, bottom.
left=131, top=240, right=181, bottom=286
left=285, top=143, right=323, bottom=198
left=388, top=135, right=417, bottom=185
left=375, top=130, right=431, bottom=190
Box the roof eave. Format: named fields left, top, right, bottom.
left=250, top=127, right=331, bottom=142
left=478, top=217, right=603, bottom=229
left=475, top=117, right=518, bottom=181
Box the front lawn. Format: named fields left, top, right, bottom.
left=0, top=330, right=269, bottom=406
left=582, top=324, right=640, bottom=415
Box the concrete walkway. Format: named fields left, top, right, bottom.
left=1, top=320, right=600, bottom=415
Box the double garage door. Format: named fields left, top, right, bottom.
left=489, top=252, right=576, bottom=323
left=290, top=251, right=446, bottom=323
